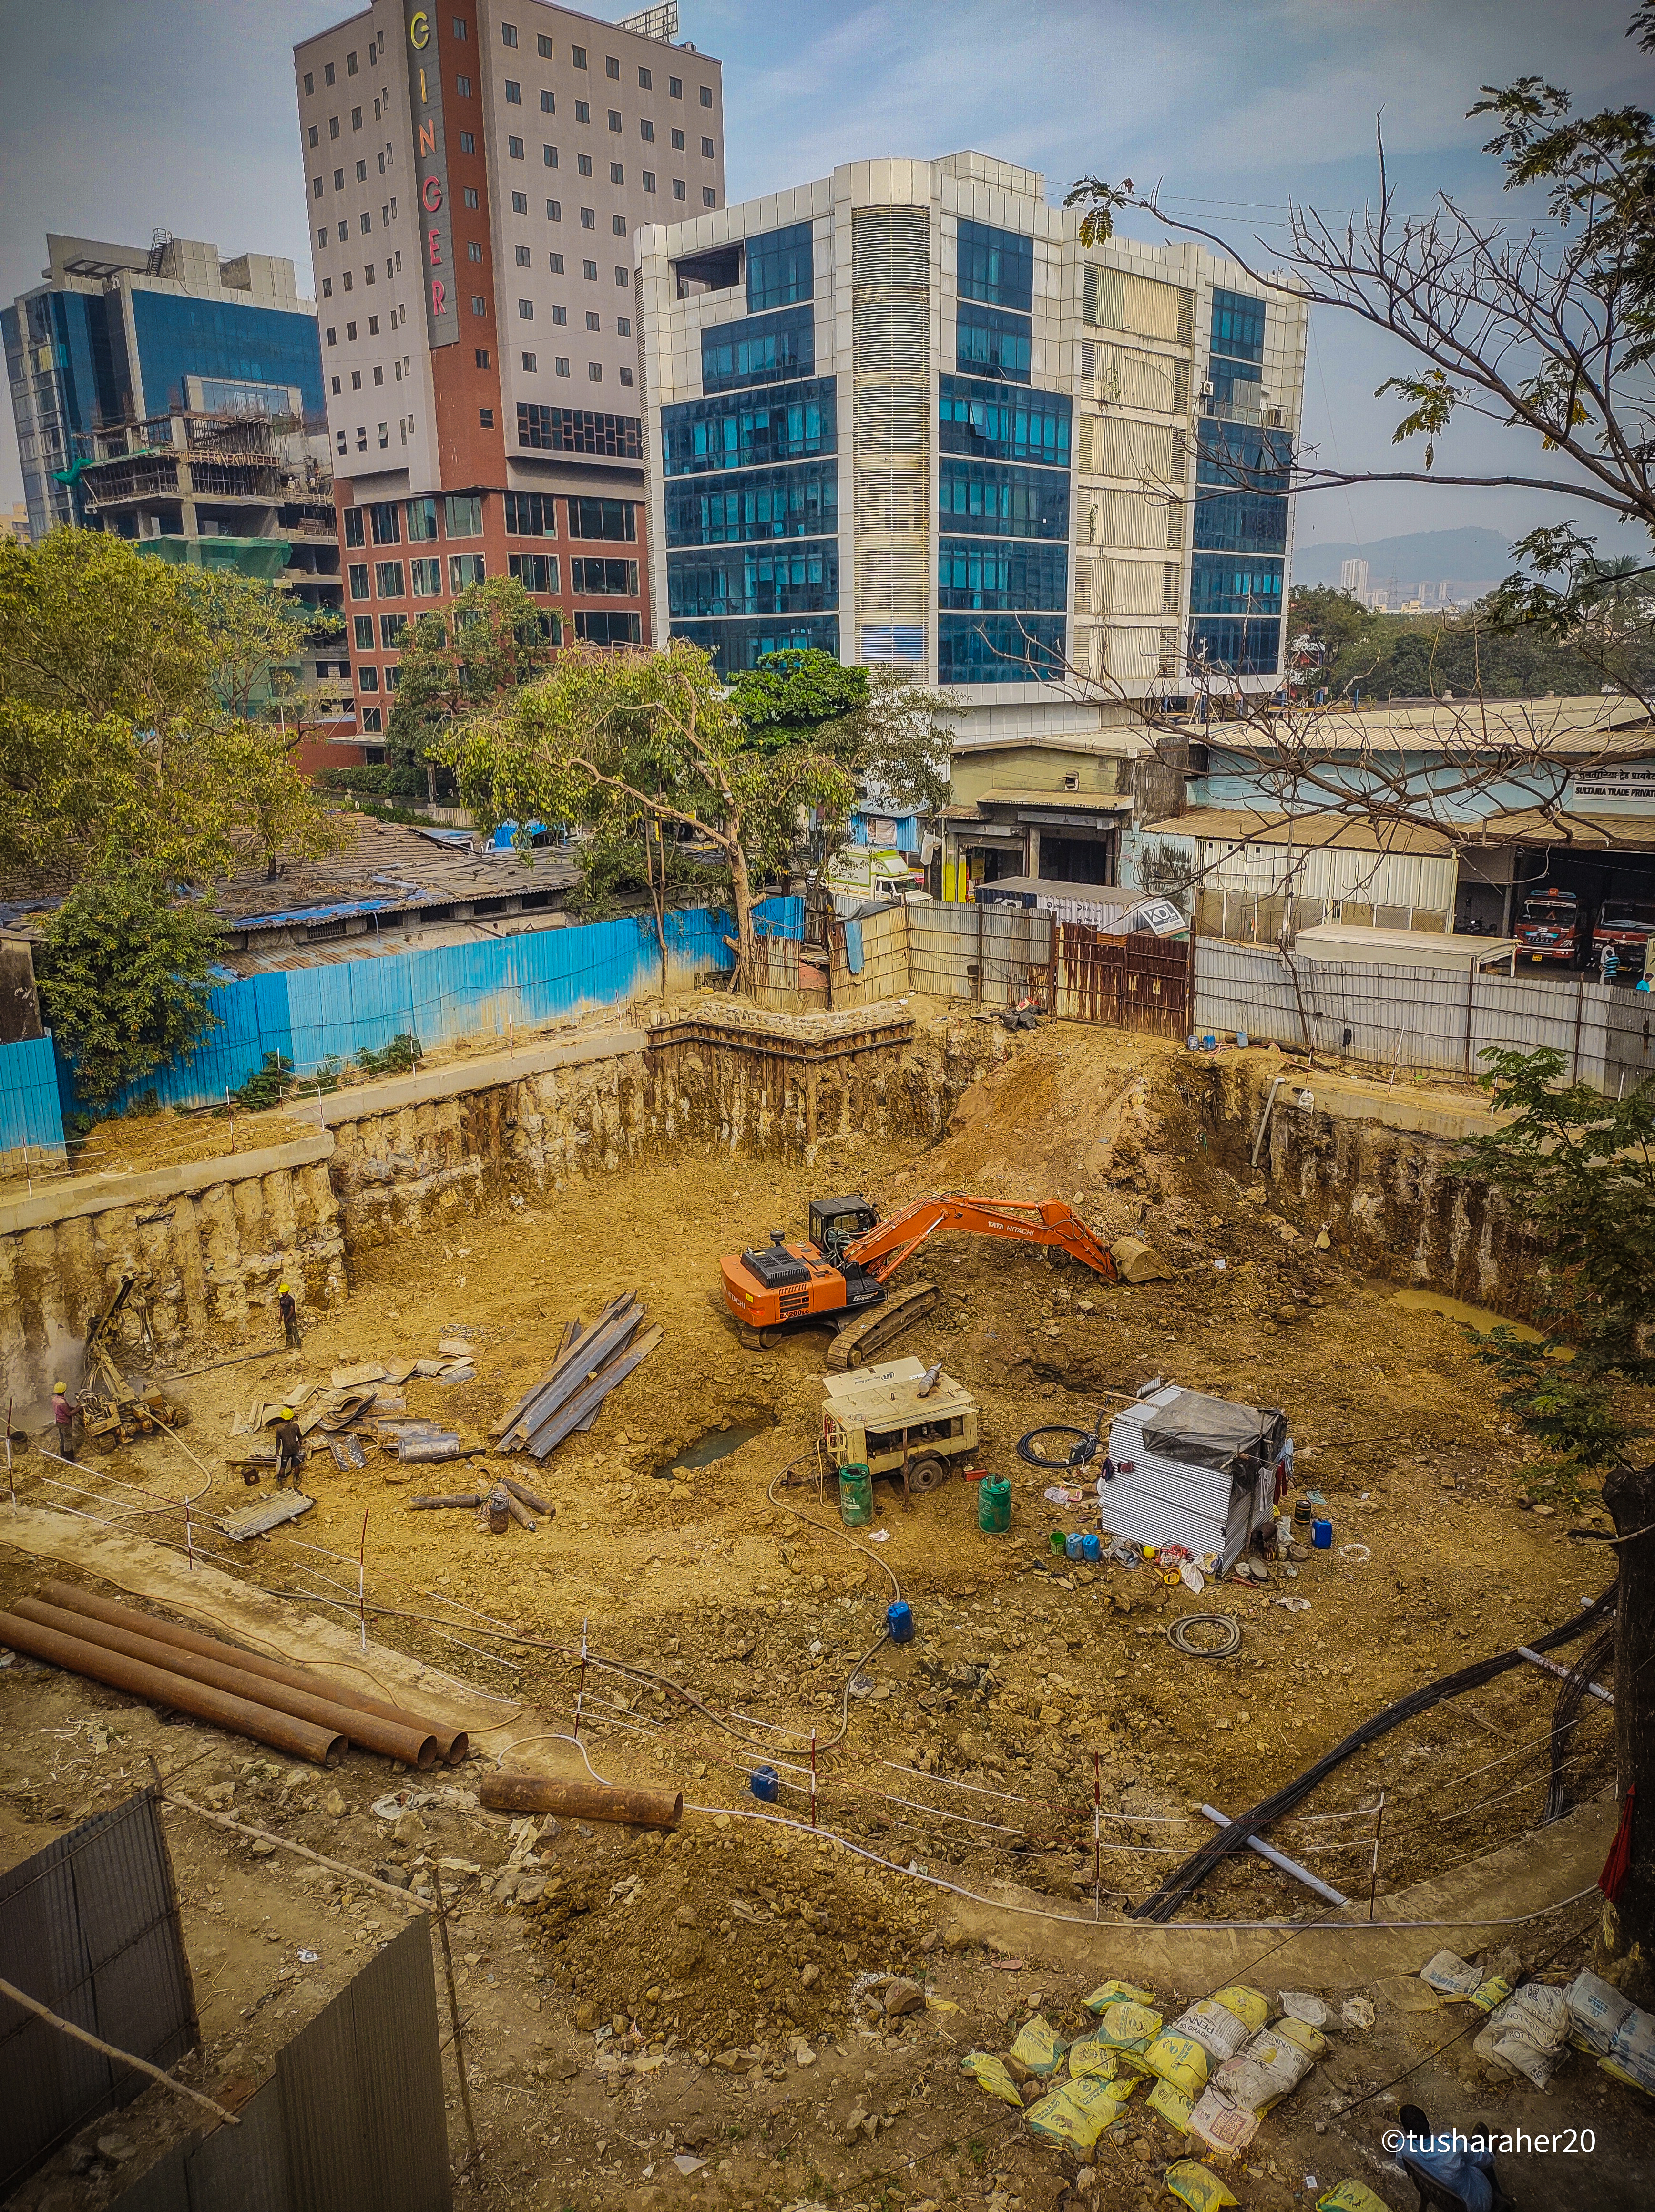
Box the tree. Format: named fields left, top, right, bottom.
left=388, top=574, right=555, bottom=800
left=0, top=526, right=212, bottom=727
left=727, top=648, right=870, bottom=750
left=176, top=569, right=315, bottom=721
left=434, top=638, right=854, bottom=987
left=38, top=870, right=225, bottom=1114
left=212, top=721, right=350, bottom=881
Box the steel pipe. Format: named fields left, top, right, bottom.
left=20, top=1596, right=438, bottom=1769
left=0, top=1611, right=345, bottom=1767
left=478, top=1771, right=683, bottom=1829
left=40, top=1580, right=469, bottom=1763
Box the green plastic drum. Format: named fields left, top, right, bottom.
left=838, top=1463, right=873, bottom=1527
left=978, top=1475, right=1012, bottom=1533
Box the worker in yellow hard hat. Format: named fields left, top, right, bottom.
left=273, top=1406, right=306, bottom=1490
left=52, top=1381, right=77, bottom=1464
left=277, top=1280, right=302, bottom=1352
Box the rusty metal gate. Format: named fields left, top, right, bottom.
left=1, top=1787, right=196, bottom=2195
left=1048, top=924, right=1194, bottom=1036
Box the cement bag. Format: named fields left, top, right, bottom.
left=1066, top=2035, right=1119, bottom=2080
left=1187, top=2085, right=1259, bottom=2155
left=1278, top=1990, right=1332, bottom=2029
left=1471, top=2017, right=1562, bottom=2092
left=1092, top=2000, right=1163, bottom=2054
left=1215, top=2026, right=1313, bottom=2113
left=1168, top=1997, right=1253, bottom=2064
left=1316, top=2183, right=1390, bottom=2212
left=1420, top=1949, right=1481, bottom=1999
left=1566, top=1969, right=1633, bottom=2054
left=1608, top=2008, right=1655, bottom=2092
left=1492, top=1982, right=1572, bottom=2055
left=1083, top=1978, right=1156, bottom=2014
left=1208, top=1985, right=1272, bottom=2033
left=1024, top=2073, right=1134, bottom=2151
left=1146, top=2076, right=1195, bottom=2132
left=960, top=2051, right=1024, bottom=2108
left=1008, top=2016, right=1067, bottom=2077
left=1144, top=2030, right=1210, bottom=2099
left=1471, top=1974, right=1514, bottom=2013
left=1164, top=2160, right=1239, bottom=2211
left=1600, top=2050, right=1655, bottom=2097
left=1273, top=2015, right=1329, bottom=2061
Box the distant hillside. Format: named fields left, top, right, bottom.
left=1293, top=527, right=1513, bottom=593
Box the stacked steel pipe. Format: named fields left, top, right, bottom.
left=0, top=1581, right=470, bottom=1768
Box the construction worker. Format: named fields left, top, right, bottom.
left=277, top=1281, right=302, bottom=1352
left=51, top=1382, right=77, bottom=1463
left=273, top=1408, right=306, bottom=1490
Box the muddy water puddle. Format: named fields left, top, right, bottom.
left=1389, top=1287, right=1558, bottom=1346
left=658, top=1417, right=773, bottom=1478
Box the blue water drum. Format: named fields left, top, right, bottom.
left=750, top=1764, right=780, bottom=1802
left=1065, top=1532, right=1084, bottom=1560
left=1081, top=1532, right=1101, bottom=1563
left=886, top=1599, right=915, bottom=1644
left=1312, top=1518, right=1334, bottom=1549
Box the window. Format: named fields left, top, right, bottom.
left=378, top=420, right=389, bottom=446
left=351, top=369, right=363, bottom=391
left=1209, top=287, right=1267, bottom=365
left=446, top=494, right=483, bottom=537
left=555, top=357, right=570, bottom=376
left=456, top=73, right=472, bottom=96
left=385, top=666, right=401, bottom=691
left=610, top=162, right=624, bottom=184
left=347, top=49, right=357, bottom=73
left=338, top=222, right=348, bottom=241
left=453, top=12, right=467, bottom=31
left=407, top=496, right=437, bottom=541
left=518, top=405, right=641, bottom=458
left=323, top=276, right=334, bottom=298
left=464, top=185, right=479, bottom=207
left=701, top=136, right=714, bottom=158
left=640, top=120, right=654, bottom=144
left=508, top=135, right=524, bottom=160
left=326, top=324, right=337, bottom=344
left=545, top=151, right=558, bottom=174
left=575, top=99, right=590, bottom=123
left=324, top=61, right=335, bottom=83
left=480, top=406, right=494, bottom=427
left=352, top=105, right=362, bottom=128
left=356, top=426, right=367, bottom=450
left=669, top=74, right=682, bottom=97
left=376, top=613, right=405, bottom=649
left=615, top=266, right=629, bottom=287
left=703, top=188, right=716, bottom=208
left=468, top=240, right=483, bottom=262
left=516, top=245, right=531, bottom=266
left=588, top=362, right=603, bottom=381
left=581, top=206, right=596, bottom=230
left=659, top=381, right=837, bottom=476
left=353, top=614, right=374, bottom=648
left=574, top=611, right=641, bottom=645
left=955, top=304, right=1032, bottom=383
left=330, top=118, right=340, bottom=141
left=937, top=613, right=1065, bottom=683
left=616, top=315, right=631, bottom=337
left=519, top=299, right=534, bottom=319
left=304, top=70, right=314, bottom=94
left=509, top=551, right=557, bottom=592
left=460, top=131, right=475, bottom=152
left=308, top=124, right=319, bottom=148
left=344, top=507, right=366, bottom=547
left=505, top=490, right=558, bottom=535
left=585, top=311, right=602, bottom=331
left=373, top=364, right=384, bottom=384
left=552, top=304, right=567, bottom=324
left=550, top=251, right=564, bottom=272
left=475, top=347, right=490, bottom=366
left=571, top=556, right=638, bottom=594
left=337, top=429, right=348, bottom=454
left=582, top=258, right=598, bottom=279
left=360, top=210, right=372, bottom=232
left=471, top=294, right=487, bottom=314
left=746, top=221, right=812, bottom=311
left=572, top=43, right=586, bottom=68
left=661, top=458, right=838, bottom=549
left=938, top=457, right=1070, bottom=539
left=360, top=705, right=383, bottom=731
left=358, top=665, right=379, bottom=692
left=608, top=110, right=622, bottom=133
left=568, top=496, right=637, bottom=540
left=368, top=313, right=380, bottom=334
left=348, top=562, right=370, bottom=598
left=672, top=179, right=685, bottom=201
left=701, top=84, right=713, bottom=106
left=642, top=170, right=655, bottom=193
left=331, top=374, right=341, bottom=393
left=537, top=32, right=552, bottom=57
left=541, top=90, right=555, bottom=114
left=505, top=79, right=521, bottom=103
left=511, top=190, right=527, bottom=213
left=501, top=21, right=517, bottom=46
left=577, top=153, right=593, bottom=176
left=671, top=127, right=684, bottom=149
left=449, top=553, right=487, bottom=589
left=334, top=165, right=345, bottom=187
left=347, top=319, right=358, bottom=339
left=956, top=219, right=1034, bottom=313
left=619, top=366, right=634, bottom=387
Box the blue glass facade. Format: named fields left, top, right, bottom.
left=939, top=376, right=1068, bottom=466
left=938, top=614, right=1065, bottom=684
left=956, top=304, right=1031, bottom=383
left=667, top=540, right=838, bottom=618
left=956, top=221, right=1034, bottom=312
left=1192, top=489, right=1287, bottom=554
left=130, top=292, right=327, bottom=428
left=1190, top=553, right=1284, bottom=616
left=939, top=458, right=1069, bottom=540
left=1189, top=617, right=1281, bottom=675
left=701, top=306, right=815, bottom=394
left=664, top=461, right=838, bottom=548
left=939, top=539, right=1067, bottom=612
left=1195, top=418, right=1292, bottom=492
left=746, top=223, right=814, bottom=313
left=1209, top=288, right=1266, bottom=364
left=661, top=379, right=836, bottom=475
left=673, top=615, right=840, bottom=674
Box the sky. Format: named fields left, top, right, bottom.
left=1, top=0, right=1647, bottom=564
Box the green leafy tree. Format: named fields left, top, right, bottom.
left=727, top=648, right=870, bottom=750
left=176, top=569, right=314, bottom=720
left=0, top=527, right=212, bottom=727
left=434, top=639, right=854, bottom=987
left=388, top=574, right=555, bottom=800
left=38, top=871, right=225, bottom=1113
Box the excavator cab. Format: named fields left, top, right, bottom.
left=808, top=1196, right=879, bottom=1261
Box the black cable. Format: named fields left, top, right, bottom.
left=1545, top=1622, right=1616, bottom=1824
left=1130, top=1578, right=1619, bottom=1922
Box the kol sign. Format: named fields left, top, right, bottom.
left=404, top=4, right=457, bottom=348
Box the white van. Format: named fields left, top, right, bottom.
left=826, top=845, right=925, bottom=898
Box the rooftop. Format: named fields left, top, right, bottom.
left=1144, top=808, right=1457, bottom=856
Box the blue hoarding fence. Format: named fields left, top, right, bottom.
left=48, top=899, right=803, bottom=1121
left=0, top=1034, right=68, bottom=1170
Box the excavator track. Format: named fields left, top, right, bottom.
left=826, top=1281, right=939, bottom=1371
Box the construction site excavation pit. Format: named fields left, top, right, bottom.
left=2, top=1010, right=1649, bottom=2211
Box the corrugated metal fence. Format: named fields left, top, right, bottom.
left=1192, top=935, right=1645, bottom=1090
left=907, top=901, right=1053, bottom=1007
left=0, top=1034, right=69, bottom=1173
left=113, top=1915, right=450, bottom=2212
left=0, top=1789, right=196, bottom=2196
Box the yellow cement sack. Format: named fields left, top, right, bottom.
left=1208, top=1985, right=1272, bottom=2033
left=1273, top=2015, right=1329, bottom=2059
left=1471, top=1975, right=1514, bottom=2014
left=1084, top=1978, right=1156, bottom=2014
left=1146, top=2076, right=1195, bottom=2132
left=1093, top=2000, right=1163, bottom=2053
left=1008, top=2016, right=1068, bottom=2077
left=1164, top=2157, right=1240, bottom=2209
left=960, top=2051, right=1025, bottom=2109
left=1600, top=2053, right=1655, bottom=2096
left=1024, top=2073, right=1134, bottom=2151
left=1067, top=2036, right=1120, bottom=2081
left=1168, top=1998, right=1252, bottom=2064
left=1316, top=2183, right=1390, bottom=2212
left=1145, top=2030, right=1211, bottom=2099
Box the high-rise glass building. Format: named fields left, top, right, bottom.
left=638, top=154, right=1308, bottom=893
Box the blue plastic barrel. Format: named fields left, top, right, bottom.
left=1081, top=1531, right=1101, bottom=1563
left=751, top=1764, right=780, bottom=1802
left=1312, top=1518, right=1333, bottom=1549
left=886, top=1599, right=915, bottom=1645
left=1065, top=1532, right=1084, bottom=1560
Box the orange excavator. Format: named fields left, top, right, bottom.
left=720, top=1193, right=1117, bottom=1370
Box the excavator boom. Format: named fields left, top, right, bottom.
left=846, top=1194, right=1116, bottom=1283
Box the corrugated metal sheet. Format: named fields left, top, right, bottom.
left=1101, top=1394, right=1262, bottom=1567
left=0, top=1033, right=67, bottom=1170
left=0, top=1789, right=195, bottom=2196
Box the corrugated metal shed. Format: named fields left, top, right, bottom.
left=1294, top=922, right=1517, bottom=973
left=1101, top=1385, right=1280, bottom=1571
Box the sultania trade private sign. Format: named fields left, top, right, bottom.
left=403, top=5, right=458, bottom=348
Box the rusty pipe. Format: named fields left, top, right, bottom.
left=20, top=1597, right=438, bottom=1770
left=409, top=1494, right=480, bottom=1512
left=0, top=1611, right=345, bottom=1767
left=503, top=1477, right=550, bottom=1515
left=478, top=1771, right=682, bottom=1828
left=40, top=1580, right=469, bottom=1764
left=502, top=1491, right=537, bottom=1533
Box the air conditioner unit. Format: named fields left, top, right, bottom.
left=1199, top=380, right=1214, bottom=396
